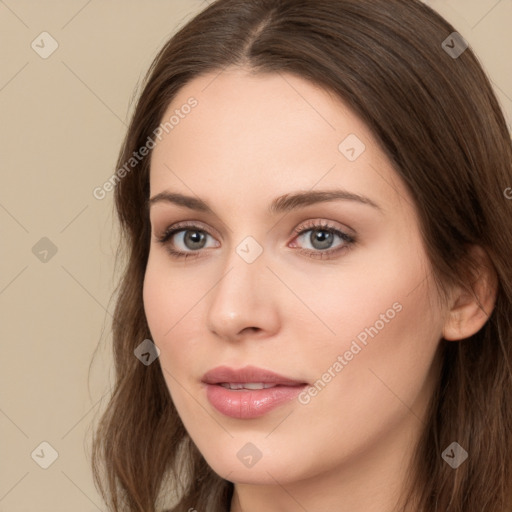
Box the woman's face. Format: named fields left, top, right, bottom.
left=144, top=67, right=447, bottom=500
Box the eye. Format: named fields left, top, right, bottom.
left=155, top=221, right=219, bottom=260
left=155, top=219, right=356, bottom=260
left=290, top=220, right=356, bottom=259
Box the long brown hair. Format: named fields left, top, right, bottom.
left=90, top=1, right=512, bottom=510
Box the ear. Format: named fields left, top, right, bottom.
left=442, top=245, right=498, bottom=341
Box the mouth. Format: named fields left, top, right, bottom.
left=201, top=365, right=308, bottom=419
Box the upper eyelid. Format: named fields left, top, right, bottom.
left=158, top=220, right=352, bottom=245
left=159, top=220, right=219, bottom=237
left=157, top=219, right=349, bottom=237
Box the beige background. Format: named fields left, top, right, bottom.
left=1, top=1, right=511, bottom=510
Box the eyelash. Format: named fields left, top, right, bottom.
left=155, top=220, right=356, bottom=261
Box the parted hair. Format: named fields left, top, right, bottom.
left=90, top=1, right=512, bottom=510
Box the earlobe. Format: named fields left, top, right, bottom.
left=442, top=245, right=498, bottom=341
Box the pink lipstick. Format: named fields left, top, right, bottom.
left=202, top=365, right=308, bottom=419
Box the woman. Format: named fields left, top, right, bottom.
left=90, top=0, right=512, bottom=511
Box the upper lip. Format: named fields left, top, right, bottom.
left=202, top=365, right=307, bottom=386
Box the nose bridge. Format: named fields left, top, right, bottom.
left=206, top=233, right=278, bottom=339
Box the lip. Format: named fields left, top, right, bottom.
left=202, top=365, right=308, bottom=419
left=202, top=365, right=307, bottom=386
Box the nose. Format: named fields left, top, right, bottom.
left=206, top=243, right=280, bottom=342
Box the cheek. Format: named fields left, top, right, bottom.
left=142, top=259, right=196, bottom=413
left=290, top=238, right=444, bottom=408
left=142, top=254, right=206, bottom=372
left=283, top=242, right=437, bottom=356
left=297, top=250, right=443, bottom=432
left=143, top=257, right=172, bottom=341
left=143, top=251, right=195, bottom=335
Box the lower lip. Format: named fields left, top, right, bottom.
left=204, top=383, right=307, bottom=419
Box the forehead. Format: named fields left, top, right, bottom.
left=149, top=67, right=410, bottom=214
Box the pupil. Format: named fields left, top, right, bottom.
left=312, top=230, right=333, bottom=250
left=185, top=231, right=205, bottom=249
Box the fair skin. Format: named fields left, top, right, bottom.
left=143, top=67, right=496, bottom=512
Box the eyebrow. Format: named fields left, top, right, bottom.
left=148, top=189, right=383, bottom=215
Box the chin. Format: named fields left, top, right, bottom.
left=201, top=445, right=302, bottom=485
